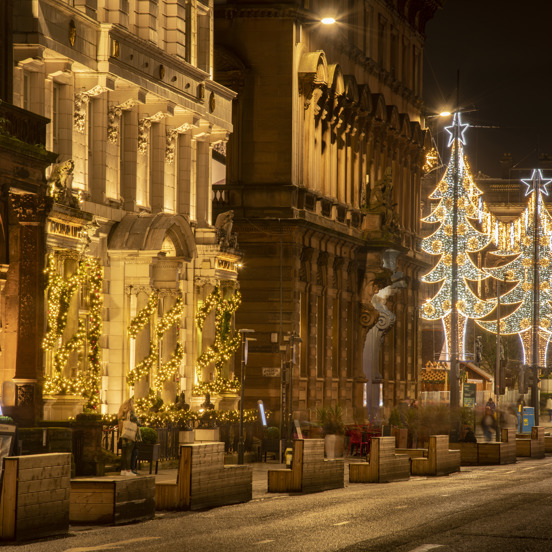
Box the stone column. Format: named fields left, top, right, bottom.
left=3, top=194, right=50, bottom=425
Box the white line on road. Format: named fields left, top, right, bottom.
left=333, top=521, right=351, bottom=526
left=255, top=540, right=275, bottom=545
left=64, top=537, right=161, bottom=552
left=409, top=545, right=444, bottom=551
left=523, top=466, right=536, bottom=470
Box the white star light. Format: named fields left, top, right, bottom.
left=521, top=169, right=552, bottom=197
left=444, top=112, right=469, bottom=147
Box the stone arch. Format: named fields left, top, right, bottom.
left=108, top=213, right=196, bottom=260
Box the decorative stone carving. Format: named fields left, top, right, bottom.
left=17, top=383, right=34, bottom=407
left=10, top=194, right=50, bottom=223
left=213, top=141, right=227, bottom=158
left=74, top=85, right=109, bottom=133
left=138, top=112, right=166, bottom=155
left=107, top=99, right=137, bottom=143
left=369, top=168, right=401, bottom=232
left=214, top=210, right=237, bottom=249
left=165, top=123, right=192, bottom=163
left=46, top=159, right=80, bottom=208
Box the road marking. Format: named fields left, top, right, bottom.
left=409, top=545, right=444, bottom=551
left=65, top=537, right=161, bottom=552
left=255, top=539, right=275, bottom=545
left=523, top=466, right=536, bottom=470
left=333, top=521, right=351, bottom=526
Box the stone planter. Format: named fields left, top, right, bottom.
left=136, top=442, right=160, bottom=474
left=179, top=430, right=195, bottom=444
left=324, top=434, right=345, bottom=459
left=195, top=427, right=220, bottom=442
left=42, top=394, right=86, bottom=421
left=218, top=392, right=239, bottom=410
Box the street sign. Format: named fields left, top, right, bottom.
left=262, top=367, right=281, bottom=377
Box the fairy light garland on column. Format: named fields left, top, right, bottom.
left=193, top=287, right=242, bottom=395
left=127, top=294, right=185, bottom=391
left=43, top=255, right=104, bottom=409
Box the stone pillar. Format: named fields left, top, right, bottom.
left=3, top=194, right=50, bottom=425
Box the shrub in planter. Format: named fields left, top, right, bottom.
left=139, top=427, right=158, bottom=444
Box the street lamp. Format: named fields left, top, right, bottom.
left=285, top=332, right=302, bottom=443
left=237, top=328, right=255, bottom=465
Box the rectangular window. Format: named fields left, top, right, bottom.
left=378, top=15, right=387, bottom=69
left=52, top=83, right=60, bottom=150
left=317, top=295, right=324, bottom=378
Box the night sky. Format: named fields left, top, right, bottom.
left=423, top=0, right=552, bottom=179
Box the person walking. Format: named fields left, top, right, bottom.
left=480, top=406, right=497, bottom=442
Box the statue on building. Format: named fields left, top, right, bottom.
left=47, top=159, right=79, bottom=208
left=215, top=210, right=237, bottom=249
left=369, top=169, right=401, bottom=233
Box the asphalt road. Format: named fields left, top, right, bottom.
left=6, top=456, right=552, bottom=552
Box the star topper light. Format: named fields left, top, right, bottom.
left=444, top=112, right=469, bottom=147
left=521, top=169, right=552, bottom=197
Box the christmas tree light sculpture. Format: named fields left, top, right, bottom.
left=421, top=113, right=496, bottom=359
left=478, top=169, right=552, bottom=366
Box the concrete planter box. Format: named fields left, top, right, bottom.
left=195, top=428, right=220, bottom=442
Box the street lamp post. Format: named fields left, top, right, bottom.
left=285, top=333, right=302, bottom=444
left=238, top=328, right=255, bottom=465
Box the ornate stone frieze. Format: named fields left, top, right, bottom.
left=74, top=85, right=109, bottom=133
left=107, top=99, right=138, bottom=143
left=213, top=141, right=227, bottom=158
left=125, top=285, right=154, bottom=296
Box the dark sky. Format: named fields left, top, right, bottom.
left=423, top=0, right=552, bottom=178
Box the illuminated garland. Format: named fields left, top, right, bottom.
left=154, top=341, right=184, bottom=391
left=43, top=255, right=104, bottom=410
left=128, top=292, right=158, bottom=338
left=135, top=406, right=263, bottom=427
left=194, top=288, right=242, bottom=386
left=193, top=376, right=241, bottom=396
left=127, top=294, right=184, bottom=390
left=127, top=342, right=158, bottom=386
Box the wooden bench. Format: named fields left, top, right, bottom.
left=349, top=437, right=410, bottom=483
left=155, top=442, right=252, bottom=510
left=411, top=435, right=461, bottom=476
left=267, top=439, right=344, bottom=493
left=0, top=453, right=71, bottom=541
left=70, top=475, right=155, bottom=524
left=516, top=426, right=545, bottom=459
left=449, top=428, right=516, bottom=465
left=395, top=448, right=427, bottom=459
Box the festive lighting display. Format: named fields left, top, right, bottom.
left=478, top=171, right=552, bottom=364
left=43, top=255, right=104, bottom=409
left=194, top=287, right=242, bottom=389
left=420, top=137, right=495, bottom=355
left=128, top=292, right=158, bottom=338
left=127, top=293, right=185, bottom=391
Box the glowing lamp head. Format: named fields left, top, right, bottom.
left=439, top=111, right=452, bottom=117
left=321, top=17, right=336, bottom=25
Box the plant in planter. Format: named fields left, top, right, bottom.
left=261, top=426, right=280, bottom=461
left=136, top=427, right=160, bottom=474
left=316, top=405, right=346, bottom=459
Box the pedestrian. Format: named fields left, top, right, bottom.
left=480, top=406, right=497, bottom=442
left=118, top=397, right=139, bottom=476
left=485, top=397, right=496, bottom=416
left=547, top=397, right=552, bottom=422
left=461, top=425, right=477, bottom=443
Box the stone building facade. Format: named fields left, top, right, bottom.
left=214, top=0, right=441, bottom=426
left=5, top=0, right=239, bottom=419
